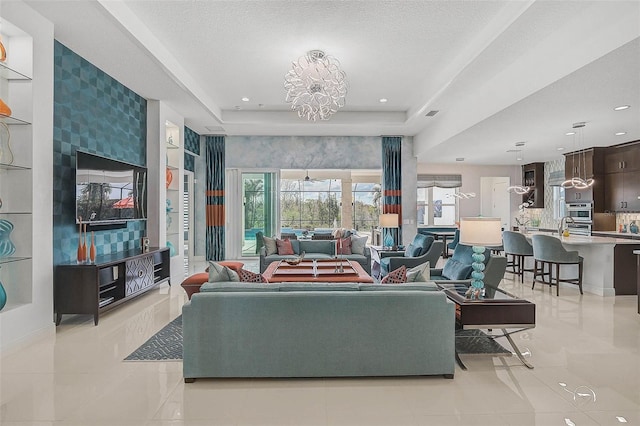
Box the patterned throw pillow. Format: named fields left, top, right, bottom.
left=276, top=238, right=294, bottom=255
left=337, top=237, right=352, bottom=255
left=238, top=268, right=266, bottom=283
left=381, top=265, right=407, bottom=284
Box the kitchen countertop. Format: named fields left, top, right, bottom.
left=592, top=231, right=640, bottom=240
left=526, top=231, right=640, bottom=245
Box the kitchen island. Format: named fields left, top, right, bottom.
left=526, top=232, right=640, bottom=296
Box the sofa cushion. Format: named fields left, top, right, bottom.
left=381, top=265, right=407, bottom=284
left=238, top=269, right=266, bottom=283
left=406, top=261, right=431, bottom=282
left=200, top=282, right=278, bottom=292
left=290, top=239, right=301, bottom=255
left=278, top=282, right=360, bottom=291
left=299, top=240, right=334, bottom=255
left=451, top=243, right=489, bottom=265
left=276, top=238, right=295, bottom=255
left=412, top=234, right=434, bottom=256
left=404, top=243, right=415, bottom=257
left=263, top=236, right=277, bottom=256
left=337, top=237, right=352, bottom=255
left=350, top=235, right=368, bottom=255
left=359, top=282, right=439, bottom=291
left=441, top=259, right=473, bottom=280
left=208, top=261, right=240, bottom=282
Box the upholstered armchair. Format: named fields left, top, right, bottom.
left=430, top=243, right=507, bottom=298
left=380, top=234, right=444, bottom=276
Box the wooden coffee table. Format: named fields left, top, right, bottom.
left=263, top=259, right=374, bottom=283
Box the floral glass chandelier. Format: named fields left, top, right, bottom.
left=561, top=122, right=594, bottom=189
left=284, top=50, right=348, bottom=121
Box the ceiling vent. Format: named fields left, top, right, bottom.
left=425, top=110, right=439, bottom=117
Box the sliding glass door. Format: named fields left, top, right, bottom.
left=241, top=172, right=278, bottom=257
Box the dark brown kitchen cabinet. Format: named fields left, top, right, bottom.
left=605, top=170, right=640, bottom=212
left=564, top=147, right=605, bottom=180
left=522, top=162, right=544, bottom=208
left=604, top=141, right=640, bottom=173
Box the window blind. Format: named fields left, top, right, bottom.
left=417, top=174, right=462, bottom=188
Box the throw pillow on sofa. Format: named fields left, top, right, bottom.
left=441, top=259, right=473, bottom=280
left=406, top=261, right=430, bottom=282
left=337, top=237, right=352, bottom=255
left=238, top=268, right=266, bottom=283
left=276, top=238, right=294, bottom=255
left=263, top=236, right=277, bottom=255
left=208, top=261, right=240, bottom=282
left=381, top=265, right=407, bottom=284
left=350, top=235, right=367, bottom=255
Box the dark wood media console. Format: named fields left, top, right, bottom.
left=54, top=247, right=171, bottom=325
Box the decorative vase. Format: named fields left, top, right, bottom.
left=81, top=224, right=87, bottom=262
left=0, top=219, right=16, bottom=258
left=0, top=121, right=14, bottom=165
left=630, top=221, right=639, bottom=234
left=0, top=98, right=12, bottom=117
left=76, top=220, right=84, bottom=262
left=166, top=241, right=176, bottom=256
left=0, top=36, right=6, bottom=62
left=166, top=168, right=173, bottom=189
left=0, top=275, right=6, bottom=311
left=89, top=231, right=96, bottom=263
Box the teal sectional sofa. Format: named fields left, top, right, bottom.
left=182, top=282, right=455, bottom=382
left=259, top=239, right=371, bottom=274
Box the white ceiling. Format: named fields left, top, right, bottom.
left=23, top=0, right=640, bottom=165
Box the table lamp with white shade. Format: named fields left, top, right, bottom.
left=379, top=213, right=399, bottom=249
left=459, top=217, right=503, bottom=299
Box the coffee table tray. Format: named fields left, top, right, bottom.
left=273, top=259, right=358, bottom=276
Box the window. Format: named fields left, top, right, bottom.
left=553, top=186, right=565, bottom=220
left=417, top=187, right=458, bottom=226
left=280, top=178, right=341, bottom=231
left=352, top=182, right=380, bottom=233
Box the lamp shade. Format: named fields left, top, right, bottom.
left=459, top=217, right=502, bottom=246
left=379, top=213, right=399, bottom=228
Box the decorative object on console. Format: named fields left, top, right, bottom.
left=561, top=122, right=594, bottom=189
left=166, top=167, right=173, bottom=188
left=459, top=217, right=502, bottom=300
left=0, top=98, right=12, bottom=117
left=284, top=49, right=347, bottom=121
left=0, top=219, right=16, bottom=258
left=380, top=213, right=399, bottom=249
left=89, top=231, right=96, bottom=263
left=631, top=221, right=639, bottom=234
left=167, top=241, right=176, bottom=256
left=82, top=224, right=87, bottom=262
left=76, top=218, right=84, bottom=262
left=283, top=251, right=306, bottom=266
left=0, top=121, right=14, bottom=165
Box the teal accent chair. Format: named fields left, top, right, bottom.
left=380, top=234, right=443, bottom=276
left=446, top=229, right=460, bottom=257
left=531, top=234, right=583, bottom=295
left=430, top=243, right=507, bottom=298
left=502, top=231, right=533, bottom=283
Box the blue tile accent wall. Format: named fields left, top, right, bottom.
left=53, top=41, right=147, bottom=265
left=185, top=152, right=195, bottom=173
left=184, top=126, right=200, bottom=155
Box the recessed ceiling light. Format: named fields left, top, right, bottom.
left=614, top=105, right=630, bottom=111
left=616, top=416, right=628, bottom=423
left=516, top=156, right=522, bottom=161
left=565, top=132, right=576, bottom=136
left=557, top=147, right=565, bottom=151
left=379, top=98, right=388, bottom=103
left=241, top=97, right=250, bottom=102
left=615, top=132, right=627, bottom=136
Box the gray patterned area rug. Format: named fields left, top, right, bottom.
left=455, top=329, right=511, bottom=355
left=124, top=315, right=183, bottom=361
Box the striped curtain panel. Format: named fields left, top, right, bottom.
left=205, top=135, right=225, bottom=261
left=382, top=136, right=402, bottom=245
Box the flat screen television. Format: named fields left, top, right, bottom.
left=76, top=151, right=147, bottom=224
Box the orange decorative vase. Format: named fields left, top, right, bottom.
left=89, top=231, right=96, bottom=263
left=77, top=221, right=85, bottom=262
left=0, top=98, right=11, bottom=117
left=166, top=168, right=173, bottom=189
left=0, top=37, right=5, bottom=62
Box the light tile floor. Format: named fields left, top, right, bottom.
left=1, top=257, right=639, bottom=425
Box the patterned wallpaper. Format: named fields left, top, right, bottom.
left=537, top=157, right=565, bottom=229
left=53, top=41, right=147, bottom=264
left=184, top=126, right=200, bottom=173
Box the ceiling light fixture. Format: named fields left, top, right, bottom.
left=557, top=147, right=565, bottom=151
left=565, top=132, right=576, bottom=136
left=241, top=97, right=250, bottom=102
left=614, top=105, right=630, bottom=111
left=379, top=98, right=388, bottom=103
left=615, top=132, right=627, bottom=136
left=507, top=143, right=530, bottom=195
left=284, top=49, right=347, bottom=121
left=561, top=122, right=594, bottom=189
left=456, top=157, right=464, bottom=162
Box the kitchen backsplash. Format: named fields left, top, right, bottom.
left=617, top=213, right=640, bottom=233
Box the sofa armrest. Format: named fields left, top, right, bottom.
left=380, top=251, right=404, bottom=259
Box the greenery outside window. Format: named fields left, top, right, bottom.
left=280, top=178, right=341, bottom=231
left=352, top=182, right=381, bottom=233
left=417, top=187, right=458, bottom=226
